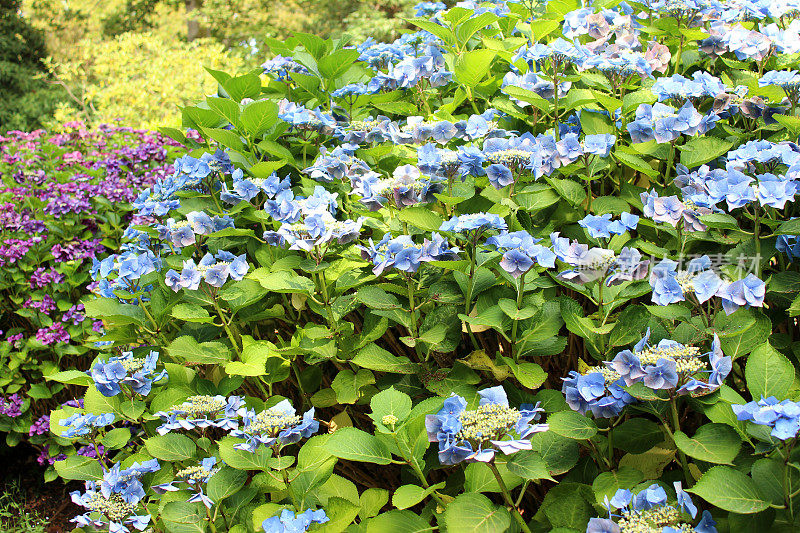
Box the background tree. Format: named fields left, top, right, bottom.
left=0, top=0, right=64, bottom=131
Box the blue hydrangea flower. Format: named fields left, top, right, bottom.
left=484, top=231, right=556, bottom=277
left=588, top=484, right=717, bottom=533
left=606, top=329, right=730, bottom=395
left=90, top=350, right=167, bottom=397
left=230, top=399, right=318, bottom=452
left=440, top=213, right=507, bottom=238
left=60, top=412, right=115, bottom=438
left=358, top=233, right=459, bottom=276
left=153, top=457, right=219, bottom=508
left=262, top=508, right=329, bottom=533
left=733, top=396, right=800, bottom=440
left=562, top=368, right=636, bottom=418
left=155, top=395, right=246, bottom=435
left=70, top=459, right=159, bottom=533
left=425, top=386, right=548, bottom=465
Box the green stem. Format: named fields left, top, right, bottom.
left=212, top=296, right=241, bottom=357
left=488, top=462, right=532, bottom=533
left=668, top=398, right=693, bottom=486
left=664, top=139, right=677, bottom=187
left=510, top=272, right=526, bottom=362
left=754, top=203, right=762, bottom=279
left=406, top=275, right=423, bottom=361
left=464, top=241, right=480, bottom=349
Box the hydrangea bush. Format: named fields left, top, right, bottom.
left=0, top=123, right=182, bottom=479
left=39, top=0, right=800, bottom=531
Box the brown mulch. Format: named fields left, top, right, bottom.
left=0, top=443, right=82, bottom=532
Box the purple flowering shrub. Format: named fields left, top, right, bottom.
left=0, top=122, right=181, bottom=479
left=30, top=0, right=800, bottom=532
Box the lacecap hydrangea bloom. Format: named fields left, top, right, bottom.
left=732, top=396, right=800, bottom=440
left=153, top=457, right=219, bottom=508
left=562, top=364, right=636, bottom=418
left=164, top=251, right=249, bottom=292
left=155, top=395, right=246, bottom=435
left=262, top=508, right=329, bottom=533
left=70, top=459, right=160, bottom=533
left=484, top=230, right=556, bottom=277
left=230, top=399, right=319, bottom=452
left=587, top=483, right=717, bottom=533
left=439, top=212, right=508, bottom=238
left=425, top=386, right=548, bottom=465
left=357, top=233, right=460, bottom=276
left=649, top=256, right=766, bottom=314
left=90, top=350, right=167, bottom=397
left=60, top=412, right=115, bottom=438
left=551, top=233, right=649, bottom=285
left=606, top=329, right=731, bottom=395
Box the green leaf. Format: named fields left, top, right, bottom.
left=592, top=467, right=644, bottom=505
left=443, top=493, right=511, bottom=533
left=399, top=206, right=445, bottom=232
left=366, top=510, right=433, bottom=532
left=171, top=303, right=213, bottom=323
left=370, top=388, right=412, bottom=431
left=53, top=455, right=102, bottom=481
left=167, top=336, right=232, bottom=365
left=355, top=286, right=402, bottom=310
left=331, top=369, right=375, bottom=404
left=505, top=450, right=552, bottom=481
left=203, top=127, right=245, bottom=152
left=613, top=150, right=658, bottom=177
left=454, top=49, right=497, bottom=88
left=162, top=501, right=206, bottom=533
left=547, top=410, right=598, bottom=440
left=407, top=18, right=456, bottom=46
left=688, top=466, right=770, bottom=514
left=222, top=73, right=262, bottom=102
left=678, top=136, right=734, bottom=168
left=241, top=99, right=278, bottom=137
left=219, top=437, right=272, bottom=470
left=324, top=427, right=393, bottom=465
left=608, top=306, right=650, bottom=347
left=673, top=423, right=742, bottom=465
left=45, top=370, right=92, bottom=386
left=613, top=418, right=665, bottom=454
left=83, top=297, right=145, bottom=326
left=249, top=268, right=315, bottom=295
left=207, top=466, right=247, bottom=502
left=102, top=427, right=131, bottom=450
left=351, top=344, right=417, bottom=374
left=319, top=49, right=360, bottom=80
left=206, top=96, right=242, bottom=129
left=546, top=177, right=586, bottom=206
left=497, top=299, right=537, bottom=320
left=392, top=483, right=445, bottom=509
left=145, top=434, right=197, bottom=461
left=745, top=342, right=795, bottom=400
left=359, top=488, right=390, bottom=520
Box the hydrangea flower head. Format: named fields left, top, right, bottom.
left=155, top=395, right=245, bottom=434
left=153, top=457, right=219, bottom=508
left=606, top=329, right=730, bottom=395
left=230, top=399, right=319, bottom=452
left=562, top=366, right=636, bottom=418
left=425, top=386, right=548, bottom=465
left=588, top=483, right=717, bottom=533
left=90, top=350, right=167, bottom=397
left=733, top=396, right=800, bottom=440
left=262, top=508, right=329, bottom=533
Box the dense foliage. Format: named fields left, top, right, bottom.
left=0, top=0, right=64, bottom=131
left=11, top=0, right=800, bottom=532
left=0, top=123, right=182, bottom=479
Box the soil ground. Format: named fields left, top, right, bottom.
left=0, top=443, right=81, bottom=532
